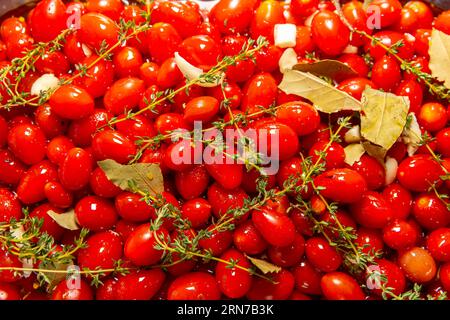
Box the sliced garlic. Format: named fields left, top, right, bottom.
left=304, top=11, right=318, bottom=27
left=174, top=52, right=223, bottom=87
left=384, top=156, right=398, bottom=186
left=343, top=45, right=358, bottom=54
left=81, top=43, right=93, bottom=58
left=30, top=73, right=60, bottom=96
left=401, top=113, right=421, bottom=156
left=274, top=24, right=297, bottom=48
left=279, top=48, right=298, bottom=73
left=344, top=125, right=362, bottom=144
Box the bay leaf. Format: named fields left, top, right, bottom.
left=361, top=141, right=387, bottom=164
left=47, top=209, right=79, bottom=231
left=278, top=69, right=362, bottom=113
left=246, top=256, right=281, bottom=274
left=429, top=29, right=450, bottom=90
left=38, top=260, right=73, bottom=291
left=344, top=143, right=365, bottom=166
left=360, top=87, right=409, bottom=152
left=292, top=60, right=357, bottom=80
left=97, top=159, right=164, bottom=196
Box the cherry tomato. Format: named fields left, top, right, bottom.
left=216, top=249, right=252, bottom=298
left=168, top=272, right=221, bottom=300
left=252, top=207, right=296, bottom=247
left=314, top=168, right=367, bottom=203
left=210, top=0, right=260, bottom=35
left=311, top=10, right=350, bottom=56
left=51, top=279, right=94, bottom=300
left=28, top=0, right=68, bottom=42
left=320, top=272, right=365, bottom=300
left=75, top=195, right=118, bottom=231
left=124, top=223, right=168, bottom=266
left=398, top=246, right=437, bottom=283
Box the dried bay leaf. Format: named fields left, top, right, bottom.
left=360, top=87, right=409, bottom=152
left=97, top=159, right=164, bottom=196
left=429, top=29, right=450, bottom=89
left=278, top=69, right=362, bottom=113
left=39, top=261, right=73, bottom=291
left=292, top=60, right=357, bottom=80
left=344, top=143, right=365, bottom=166
left=246, top=256, right=281, bottom=274
left=47, top=209, right=79, bottom=231
left=361, top=141, right=388, bottom=164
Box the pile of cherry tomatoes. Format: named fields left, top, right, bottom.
left=0, top=0, right=450, bottom=300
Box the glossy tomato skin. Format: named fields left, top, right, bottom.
left=34, top=104, right=68, bottom=139
left=305, top=237, right=342, bottom=272
left=216, top=249, right=252, bottom=298
left=241, top=73, right=278, bottom=114
left=103, top=78, right=145, bottom=115
left=351, top=191, right=394, bottom=229
left=233, top=220, right=268, bottom=255
left=16, top=161, right=58, bottom=204
left=92, top=130, right=136, bottom=164
left=382, top=219, right=420, bottom=250
left=413, top=193, right=450, bottom=230
left=75, top=196, right=118, bottom=231
left=268, top=233, right=305, bottom=267
left=28, top=0, right=68, bottom=42
left=398, top=246, right=437, bottom=283
left=147, top=22, right=182, bottom=64
left=0, top=283, right=20, bottom=300
left=44, top=181, right=73, bottom=209
left=115, top=191, right=156, bottom=222
left=79, top=13, right=119, bottom=50
left=184, top=96, right=220, bottom=124
left=77, top=230, right=123, bottom=271
left=253, top=119, right=300, bottom=161
left=124, top=223, right=168, bottom=266
left=179, top=35, right=222, bottom=71
left=151, top=0, right=202, bottom=38
left=68, top=109, right=111, bottom=147
left=51, top=279, right=94, bottom=300
left=250, top=0, right=285, bottom=42
left=7, top=123, right=46, bottom=165
left=276, top=101, right=320, bottom=136
left=207, top=183, right=249, bottom=219
left=168, top=272, right=221, bottom=300
left=426, top=228, right=450, bottom=262
left=350, top=154, right=385, bottom=190
left=181, top=198, right=211, bottom=229
left=175, top=165, right=210, bottom=200
left=89, top=167, right=121, bottom=198
left=0, top=150, right=26, bottom=186
left=29, top=203, right=65, bottom=240
left=74, top=55, right=115, bottom=98
left=86, top=0, right=124, bottom=21
left=356, top=227, right=384, bottom=255
left=247, top=269, right=295, bottom=300
left=46, top=136, right=74, bottom=165
left=210, top=0, right=260, bottom=35
left=397, top=155, right=443, bottom=192
left=109, top=269, right=166, bottom=300
left=311, top=10, right=350, bottom=56
left=320, top=272, right=365, bottom=300
left=293, top=260, right=322, bottom=295
left=369, top=259, right=406, bottom=296
left=369, top=0, right=402, bottom=28
left=0, top=246, right=22, bottom=282
left=382, top=183, right=412, bottom=220
left=314, top=168, right=367, bottom=203
left=59, top=148, right=94, bottom=191
left=50, top=84, right=96, bottom=120
left=252, top=207, right=296, bottom=247
left=371, top=55, right=402, bottom=91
